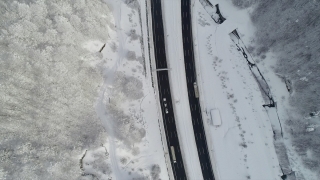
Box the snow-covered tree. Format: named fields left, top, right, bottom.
left=231, top=0, right=320, bottom=178
left=0, top=0, right=111, bottom=179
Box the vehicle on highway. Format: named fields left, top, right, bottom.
left=163, top=98, right=168, bottom=112
left=194, top=82, right=199, bottom=98
left=170, top=146, right=177, bottom=163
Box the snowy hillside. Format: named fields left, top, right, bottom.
left=0, top=0, right=168, bottom=179
left=230, top=0, right=320, bottom=179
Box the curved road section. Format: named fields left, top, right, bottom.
left=181, top=0, right=216, bottom=179
left=150, top=0, right=187, bottom=179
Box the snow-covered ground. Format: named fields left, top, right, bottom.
left=190, top=0, right=284, bottom=179
left=161, top=0, right=319, bottom=179
left=198, top=1, right=320, bottom=180
left=254, top=51, right=319, bottom=180
left=88, top=0, right=170, bottom=179
left=2, top=0, right=316, bottom=179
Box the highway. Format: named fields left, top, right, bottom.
left=181, top=0, right=216, bottom=179
left=150, top=0, right=187, bottom=179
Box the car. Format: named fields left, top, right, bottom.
left=163, top=98, right=166, bottom=102
left=164, top=103, right=167, bottom=107
left=165, top=108, right=169, bottom=114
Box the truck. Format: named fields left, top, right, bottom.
left=193, top=82, right=199, bottom=98
left=170, top=146, right=177, bottom=163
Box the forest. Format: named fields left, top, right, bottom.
left=232, top=0, right=320, bottom=178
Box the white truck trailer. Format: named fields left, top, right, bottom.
left=193, top=82, right=199, bottom=98
left=170, top=146, right=177, bottom=163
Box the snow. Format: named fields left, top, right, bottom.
left=210, top=109, right=222, bottom=126
left=162, top=0, right=204, bottom=179
left=1, top=0, right=316, bottom=179
left=90, top=0, right=169, bottom=179
left=159, top=0, right=286, bottom=179
left=190, top=0, right=284, bottom=179
left=254, top=40, right=319, bottom=180
left=0, top=0, right=111, bottom=179
left=194, top=0, right=318, bottom=180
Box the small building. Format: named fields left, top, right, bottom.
left=210, top=109, right=222, bottom=126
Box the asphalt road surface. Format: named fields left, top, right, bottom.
left=181, top=0, right=216, bottom=179
left=150, top=0, right=187, bottom=179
